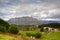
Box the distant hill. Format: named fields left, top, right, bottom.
left=39, top=20, right=59, bottom=24
left=8, top=17, right=40, bottom=25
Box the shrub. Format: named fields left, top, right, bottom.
left=26, top=32, right=41, bottom=38
left=45, top=27, right=49, bottom=32
left=40, top=27, right=44, bottom=32
left=8, top=26, right=19, bottom=34
left=35, top=33, right=41, bottom=38
left=26, top=32, right=32, bottom=37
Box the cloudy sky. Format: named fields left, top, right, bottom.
left=0, top=0, right=60, bottom=20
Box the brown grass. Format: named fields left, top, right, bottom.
left=0, top=32, right=39, bottom=40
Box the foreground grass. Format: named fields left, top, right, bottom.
left=0, top=31, right=60, bottom=40
left=0, top=32, right=39, bottom=40
left=41, top=32, right=60, bottom=40
left=0, top=34, right=15, bottom=40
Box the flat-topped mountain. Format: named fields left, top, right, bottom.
left=8, top=17, right=40, bottom=25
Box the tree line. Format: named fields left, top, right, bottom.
left=0, top=19, right=19, bottom=34
left=38, top=23, right=60, bottom=28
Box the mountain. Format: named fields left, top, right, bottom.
left=8, top=16, right=60, bottom=25
left=8, top=17, right=40, bottom=25
left=39, top=20, right=59, bottom=24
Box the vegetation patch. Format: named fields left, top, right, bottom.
left=41, top=32, right=60, bottom=40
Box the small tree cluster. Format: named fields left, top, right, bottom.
left=0, top=19, right=10, bottom=32
left=0, top=19, right=19, bottom=34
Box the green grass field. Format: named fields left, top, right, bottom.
left=19, top=30, right=39, bottom=35
left=41, top=32, right=60, bottom=40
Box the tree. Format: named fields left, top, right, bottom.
left=0, top=19, right=10, bottom=32
left=0, top=26, right=6, bottom=32
left=8, top=25, right=19, bottom=34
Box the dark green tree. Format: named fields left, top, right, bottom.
left=8, top=25, right=19, bottom=34
left=0, top=26, right=6, bottom=32
left=0, top=19, right=10, bottom=32
left=0, top=19, right=10, bottom=30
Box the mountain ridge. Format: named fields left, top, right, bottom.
left=8, top=17, right=60, bottom=25
left=8, top=17, right=40, bottom=25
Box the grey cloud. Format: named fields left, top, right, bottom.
left=0, top=0, right=60, bottom=20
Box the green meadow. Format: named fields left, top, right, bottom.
left=41, top=32, right=60, bottom=40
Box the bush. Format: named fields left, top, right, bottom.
left=45, top=27, right=49, bottom=32
left=40, top=27, right=44, bottom=32
left=26, top=32, right=41, bottom=38
left=8, top=26, right=19, bottom=34
left=26, top=32, right=31, bottom=37
left=26, top=32, right=35, bottom=37
left=35, top=33, right=41, bottom=38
